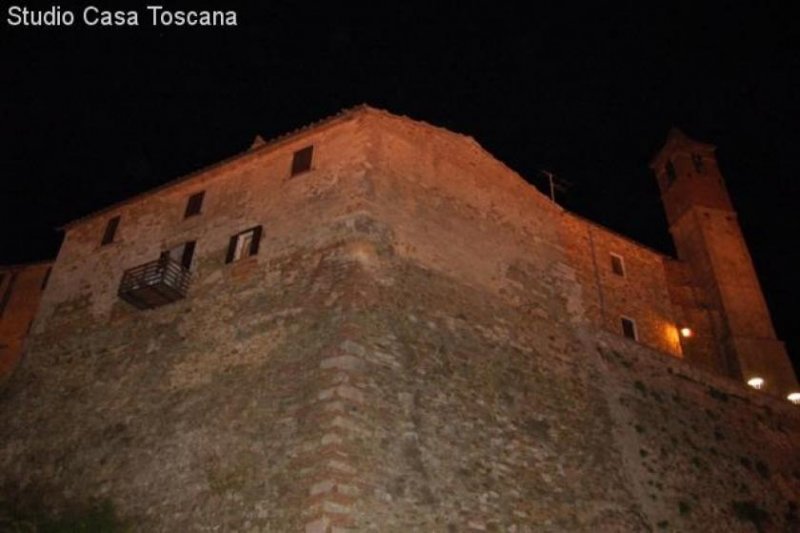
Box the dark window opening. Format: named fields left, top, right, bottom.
left=610, top=253, right=625, bottom=277
left=41, top=267, right=52, bottom=290
left=180, top=241, right=196, bottom=269
left=226, top=226, right=263, bottom=263
left=291, top=146, right=314, bottom=176
left=665, top=161, right=677, bottom=186
left=184, top=191, right=205, bottom=218
left=691, top=153, right=704, bottom=173
left=621, top=317, right=637, bottom=341
left=163, top=241, right=197, bottom=270
left=101, top=216, right=121, bottom=246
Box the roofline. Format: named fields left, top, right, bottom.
left=649, top=128, right=717, bottom=168
left=58, top=104, right=376, bottom=231
left=562, top=210, right=672, bottom=259
left=56, top=105, right=673, bottom=263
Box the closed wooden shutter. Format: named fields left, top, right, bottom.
left=181, top=241, right=196, bottom=269
left=249, top=226, right=262, bottom=256
left=184, top=191, right=205, bottom=218
left=225, top=235, right=237, bottom=264
left=101, top=216, right=121, bottom=245
left=291, top=146, right=313, bottom=176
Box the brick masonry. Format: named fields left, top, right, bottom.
left=0, top=107, right=798, bottom=531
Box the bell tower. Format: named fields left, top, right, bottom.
left=651, top=129, right=799, bottom=397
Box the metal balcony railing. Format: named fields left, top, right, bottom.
left=118, top=256, right=191, bottom=310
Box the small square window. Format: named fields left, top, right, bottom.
left=226, top=226, right=263, bottom=263
left=184, top=191, right=205, bottom=218
left=621, top=316, right=638, bottom=341
left=691, top=153, right=704, bottom=173
left=665, top=160, right=677, bottom=186
left=291, top=146, right=314, bottom=176
left=610, top=253, right=625, bottom=277
left=101, top=216, right=120, bottom=246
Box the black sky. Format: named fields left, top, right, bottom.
left=1, top=3, right=798, bottom=372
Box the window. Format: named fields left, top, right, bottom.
left=691, top=153, right=704, bottom=173
left=621, top=316, right=637, bottom=341
left=291, top=145, right=314, bottom=176
left=665, top=160, right=677, bottom=186
left=184, top=191, right=205, bottom=218
left=226, top=226, right=263, bottom=263
left=101, top=215, right=121, bottom=246
left=610, top=253, right=625, bottom=277
left=41, top=267, right=52, bottom=290
left=163, top=241, right=197, bottom=270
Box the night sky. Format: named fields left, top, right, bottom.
left=2, top=3, right=798, bottom=372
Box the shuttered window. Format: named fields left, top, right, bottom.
left=225, top=226, right=263, bottom=263
left=291, top=146, right=313, bottom=176
left=101, top=216, right=121, bottom=246
left=184, top=191, right=205, bottom=218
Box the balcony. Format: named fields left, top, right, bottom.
left=118, top=256, right=191, bottom=310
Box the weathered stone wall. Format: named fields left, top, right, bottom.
left=559, top=213, right=681, bottom=357
left=0, top=262, right=51, bottom=377
left=1, top=107, right=798, bottom=531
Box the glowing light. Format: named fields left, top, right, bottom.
left=788, top=392, right=800, bottom=405
left=679, top=327, right=693, bottom=338
left=746, top=377, right=765, bottom=390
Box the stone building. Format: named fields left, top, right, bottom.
left=0, top=261, right=51, bottom=377
left=1, top=106, right=799, bottom=531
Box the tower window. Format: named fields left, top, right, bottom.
left=291, top=146, right=314, bottom=176
left=610, top=253, right=625, bottom=277
left=665, top=161, right=677, bottom=186
left=621, top=316, right=638, bottom=341
left=226, top=226, right=263, bottom=263
left=184, top=191, right=205, bottom=218
left=691, top=153, right=704, bottom=173
left=101, top=216, right=121, bottom=246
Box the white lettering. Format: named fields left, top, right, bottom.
left=84, top=7, right=138, bottom=26
left=83, top=6, right=98, bottom=25
left=7, top=6, right=75, bottom=26
left=147, top=7, right=238, bottom=27
left=8, top=6, right=22, bottom=26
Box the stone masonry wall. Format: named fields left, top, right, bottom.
left=1, top=107, right=798, bottom=531
left=559, top=213, right=681, bottom=357
left=0, top=262, right=51, bottom=377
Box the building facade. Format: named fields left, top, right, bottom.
left=0, top=261, right=51, bottom=377
left=1, top=107, right=798, bottom=531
